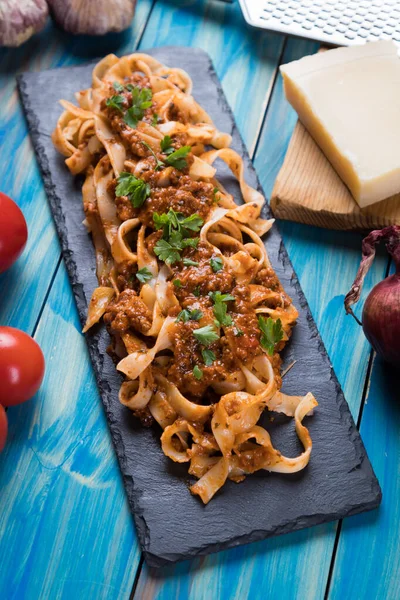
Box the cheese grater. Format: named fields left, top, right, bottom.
left=238, top=0, right=400, bottom=46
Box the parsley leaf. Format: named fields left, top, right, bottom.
left=151, top=113, right=159, bottom=126
left=160, top=135, right=175, bottom=155
left=193, top=325, right=219, bottom=346
left=136, top=267, right=152, bottom=284
left=213, top=300, right=233, bottom=327
left=115, top=172, right=151, bottom=208
left=176, top=309, right=203, bottom=322
left=234, top=326, right=244, bottom=337
left=173, top=279, right=182, bottom=288
left=113, top=81, right=124, bottom=92
left=193, top=365, right=203, bottom=380
left=154, top=240, right=181, bottom=265
left=208, top=291, right=235, bottom=303
left=142, top=141, right=165, bottom=171
left=165, top=145, right=191, bottom=170
left=179, top=213, right=203, bottom=233
left=258, top=316, right=284, bottom=355
left=210, top=256, right=223, bottom=272
left=193, top=287, right=201, bottom=297
left=183, top=258, right=199, bottom=267
left=213, top=187, right=220, bottom=203
left=202, top=349, right=216, bottom=366
left=124, top=86, right=153, bottom=128
left=106, top=94, right=125, bottom=113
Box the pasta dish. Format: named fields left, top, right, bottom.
left=52, top=52, right=317, bottom=503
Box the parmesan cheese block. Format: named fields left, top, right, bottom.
left=280, top=41, right=400, bottom=208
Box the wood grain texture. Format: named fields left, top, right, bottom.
left=134, top=34, right=387, bottom=600
left=271, top=122, right=400, bottom=230
left=0, top=262, right=140, bottom=599
left=0, top=2, right=154, bottom=598
left=328, top=355, right=400, bottom=600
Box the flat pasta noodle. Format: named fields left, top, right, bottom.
left=52, top=52, right=318, bottom=504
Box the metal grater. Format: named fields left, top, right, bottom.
left=238, top=0, right=400, bottom=46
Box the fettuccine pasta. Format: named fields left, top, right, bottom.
left=52, top=52, right=317, bottom=503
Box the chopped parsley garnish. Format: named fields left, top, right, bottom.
left=160, top=135, right=175, bottom=155
left=124, top=86, right=153, bottom=129
left=208, top=291, right=235, bottom=303
left=153, top=209, right=203, bottom=265
left=258, top=316, right=284, bottom=356
left=173, top=279, right=182, bottom=288
left=213, top=300, right=233, bottom=327
left=136, top=267, right=152, bottom=284
left=106, top=94, right=125, bottom=113
left=210, top=256, right=223, bottom=272
left=202, top=349, right=216, bottom=366
left=193, top=325, right=219, bottom=346
left=234, top=326, right=244, bottom=337
left=151, top=113, right=159, bottom=126
left=213, top=187, right=220, bottom=203
left=165, top=145, right=191, bottom=170
left=193, top=287, right=201, bottom=297
left=176, top=309, right=203, bottom=323
left=141, top=141, right=165, bottom=171
left=113, top=81, right=124, bottom=93
left=115, top=172, right=151, bottom=208
left=183, top=258, right=199, bottom=267
left=193, top=365, right=203, bottom=380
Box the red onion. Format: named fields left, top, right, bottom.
left=344, top=225, right=400, bottom=367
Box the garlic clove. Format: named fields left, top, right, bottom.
left=0, top=0, right=48, bottom=47
left=47, top=0, right=136, bottom=36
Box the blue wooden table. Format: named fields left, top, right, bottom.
left=0, top=2, right=399, bottom=598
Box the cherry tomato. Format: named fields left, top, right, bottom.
left=0, top=327, right=45, bottom=407
left=0, top=192, right=28, bottom=274
left=0, top=405, right=7, bottom=452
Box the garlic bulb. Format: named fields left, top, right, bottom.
left=0, top=0, right=48, bottom=47
left=47, top=0, right=136, bottom=35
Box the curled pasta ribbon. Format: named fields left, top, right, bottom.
left=117, top=316, right=175, bottom=380
left=82, top=287, right=115, bottom=333
left=119, top=368, right=154, bottom=410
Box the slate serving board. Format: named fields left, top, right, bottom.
left=18, top=47, right=381, bottom=567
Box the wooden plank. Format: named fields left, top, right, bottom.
left=0, top=0, right=153, bottom=331
left=328, top=358, right=399, bottom=600
left=0, top=3, right=155, bottom=598
left=0, top=261, right=140, bottom=599
left=134, top=35, right=388, bottom=600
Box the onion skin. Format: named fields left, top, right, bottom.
left=345, top=226, right=400, bottom=368
left=0, top=0, right=48, bottom=48
left=362, top=275, right=400, bottom=367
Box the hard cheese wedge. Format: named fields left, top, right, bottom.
left=280, top=41, right=400, bottom=208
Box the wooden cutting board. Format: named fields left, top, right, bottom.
left=271, top=121, right=400, bottom=230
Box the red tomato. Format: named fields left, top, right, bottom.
left=0, top=405, right=7, bottom=452
left=0, top=192, right=28, bottom=273
left=0, top=327, right=45, bottom=407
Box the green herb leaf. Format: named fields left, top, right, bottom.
left=193, top=287, right=201, bottom=297
left=210, top=256, right=223, bottom=272
left=165, top=145, right=191, bottom=170
left=258, top=316, right=283, bottom=355
left=115, top=172, right=151, bottom=208
left=201, top=349, right=216, bottom=366
left=142, top=141, right=165, bottom=171
left=176, top=308, right=203, bottom=323
left=123, top=86, right=153, bottom=129
left=209, top=291, right=235, bottom=303
left=213, top=301, right=233, bottom=327
left=160, top=135, right=175, bottom=155
left=193, top=325, right=219, bottom=346
left=151, top=113, right=159, bottom=126
left=136, top=267, right=152, bottom=284
left=234, top=326, right=244, bottom=337
left=106, top=94, right=125, bottom=113
left=181, top=237, right=199, bottom=249
left=183, top=258, right=199, bottom=267
left=193, top=365, right=203, bottom=380
left=154, top=240, right=181, bottom=265
left=178, top=213, right=204, bottom=232
left=213, top=187, right=220, bottom=203
left=113, top=81, right=124, bottom=92
left=173, top=279, right=182, bottom=288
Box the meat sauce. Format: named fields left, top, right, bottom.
left=102, top=75, right=290, bottom=406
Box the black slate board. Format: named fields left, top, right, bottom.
left=18, top=47, right=381, bottom=567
